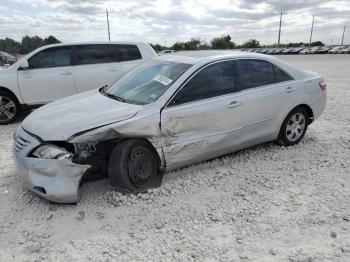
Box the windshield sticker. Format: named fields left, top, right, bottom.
left=153, top=74, right=173, bottom=85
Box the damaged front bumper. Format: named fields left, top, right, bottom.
left=13, top=126, right=90, bottom=203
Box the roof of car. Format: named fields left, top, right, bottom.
left=155, top=50, right=271, bottom=64
left=34, top=41, right=148, bottom=50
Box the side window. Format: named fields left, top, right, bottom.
left=116, top=45, right=142, bottom=61
left=28, top=47, right=71, bottom=69
left=170, top=61, right=236, bottom=106
left=273, top=65, right=293, bottom=82
left=75, top=45, right=118, bottom=65
left=237, top=59, right=275, bottom=90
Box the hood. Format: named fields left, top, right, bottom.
left=22, top=89, right=142, bottom=141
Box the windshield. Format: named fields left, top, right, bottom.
left=103, top=59, right=192, bottom=105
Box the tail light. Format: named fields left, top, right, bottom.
left=319, top=80, right=327, bottom=91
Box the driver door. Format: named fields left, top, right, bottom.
left=160, top=60, right=242, bottom=169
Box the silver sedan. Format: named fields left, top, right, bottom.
left=13, top=51, right=327, bottom=203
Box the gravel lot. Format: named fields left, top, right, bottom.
left=0, top=54, right=349, bottom=262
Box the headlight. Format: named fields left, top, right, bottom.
left=32, top=144, right=73, bottom=160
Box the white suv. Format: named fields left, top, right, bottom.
left=0, top=42, right=157, bottom=124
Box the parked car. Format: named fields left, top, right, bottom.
left=0, top=42, right=157, bottom=124
left=300, top=47, right=319, bottom=54
left=289, top=47, right=304, bottom=54
left=13, top=51, right=327, bottom=203
left=316, top=47, right=330, bottom=54
left=280, top=48, right=291, bottom=55
left=0, top=51, right=16, bottom=67
left=158, top=50, right=176, bottom=55
left=328, top=46, right=345, bottom=54
left=340, top=47, right=350, bottom=54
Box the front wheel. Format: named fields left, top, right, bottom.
left=0, top=91, right=20, bottom=125
left=276, top=107, right=309, bottom=146
left=108, top=139, right=163, bottom=193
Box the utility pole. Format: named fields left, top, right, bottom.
left=278, top=11, right=282, bottom=46
left=106, top=9, right=111, bottom=42
left=309, top=15, right=314, bottom=46
left=341, top=25, right=346, bottom=45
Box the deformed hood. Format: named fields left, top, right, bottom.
left=21, top=90, right=142, bottom=141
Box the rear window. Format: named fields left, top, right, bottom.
left=273, top=65, right=293, bottom=82
left=116, top=44, right=142, bottom=61
left=237, top=59, right=293, bottom=90
left=75, top=45, right=118, bottom=65
left=237, top=59, right=275, bottom=90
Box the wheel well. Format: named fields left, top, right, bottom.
left=0, top=86, right=20, bottom=105
left=77, top=137, right=163, bottom=182
left=296, top=104, right=314, bottom=124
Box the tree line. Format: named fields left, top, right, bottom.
left=150, top=35, right=324, bottom=52
left=0, top=34, right=325, bottom=55
left=0, top=35, right=61, bottom=54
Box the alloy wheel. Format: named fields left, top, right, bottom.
left=286, top=112, right=306, bottom=142
left=0, top=96, right=16, bottom=122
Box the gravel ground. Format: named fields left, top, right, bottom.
left=0, top=54, right=350, bottom=262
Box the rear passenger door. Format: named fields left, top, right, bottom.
left=116, top=44, right=143, bottom=74
left=235, top=59, right=296, bottom=145
left=73, top=44, right=122, bottom=93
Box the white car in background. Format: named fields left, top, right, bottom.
left=0, top=42, right=157, bottom=124
left=13, top=51, right=327, bottom=203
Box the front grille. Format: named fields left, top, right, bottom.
left=13, top=135, right=31, bottom=152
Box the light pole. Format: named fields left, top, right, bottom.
left=309, top=15, right=315, bottom=46
left=341, top=25, right=346, bottom=45
left=278, top=11, right=282, bottom=46
left=106, top=9, right=111, bottom=42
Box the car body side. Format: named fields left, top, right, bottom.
left=69, top=53, right=326, bottom=169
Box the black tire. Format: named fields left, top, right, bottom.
left=0, top=90, right=20, bottom=125
left=276, top=107, right=309, bottom=146
left=108, top=139, right=162, bottom=193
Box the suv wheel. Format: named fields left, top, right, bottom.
left=0, top=91, right=19, bottom=125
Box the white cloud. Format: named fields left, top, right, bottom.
left=0, top=0, right=349, bottom=45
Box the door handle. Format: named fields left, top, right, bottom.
left=285, top=87, right=295, bottom=93
left=107, top=67, right=119, bottom=72
left=61, top=71, right=72, bottom=76
left=226, top=101, right=241, bottom=109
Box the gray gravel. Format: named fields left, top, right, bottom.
left=0, top=54, right=350, bottom=262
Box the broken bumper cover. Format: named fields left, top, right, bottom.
left=13, top=126, right=90, bottom=203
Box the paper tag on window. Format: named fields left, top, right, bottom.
left=153, top=74, right=173, bottom=85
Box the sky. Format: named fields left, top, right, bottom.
left=0, top=0, right=349, bottom=46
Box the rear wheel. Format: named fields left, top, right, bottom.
left=108, top=139, right=162, bottom=193
left=276, top=107, right=309, bottom=146
left=0, top=91, right=19, bottom=125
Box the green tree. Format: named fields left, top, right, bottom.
left=171, top=38, right=201, bottom=51
left=242, top=39, right=260, bottom=48
left=310, top=41, right=324, bottom=46
left=44, top=35, right=61, bottom=45
left=20, top=35, right=45, bottom=54
left=0, top=38, right=21, bottom=54
left=172, top=41, right=185, bottom=51
left=211, top=35, right=235, bottom=49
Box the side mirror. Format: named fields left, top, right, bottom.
left=18, top=59, right=29, bottom=70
